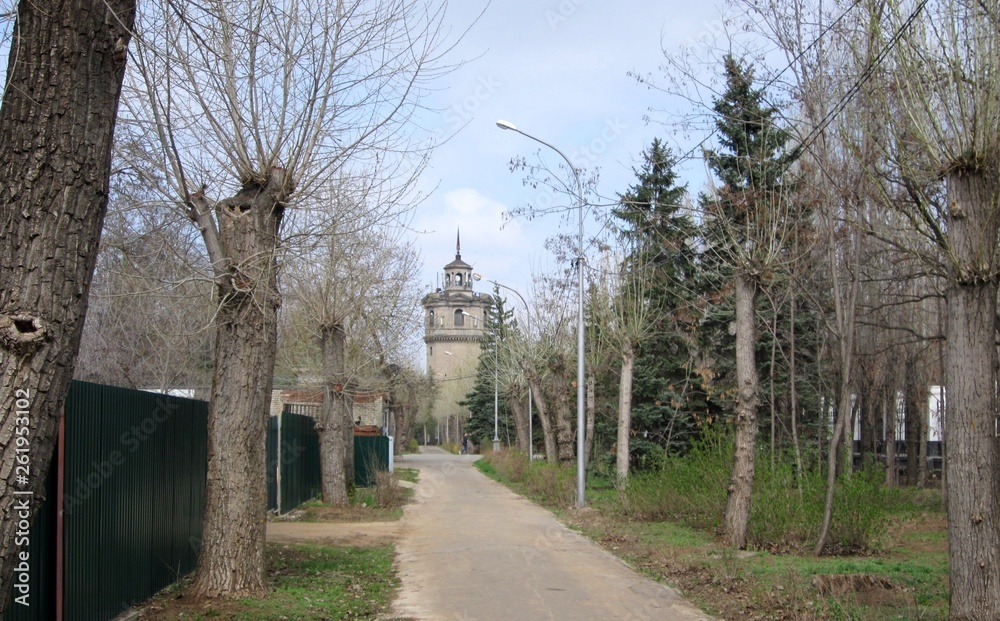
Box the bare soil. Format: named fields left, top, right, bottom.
left=267, top=519, right=402, bottom=549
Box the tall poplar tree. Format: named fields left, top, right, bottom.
left=0, top=1, right=135, bottom=613
left=701, top=56, right=796, bottom=548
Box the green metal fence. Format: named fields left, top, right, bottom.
left=6, top=381, right=208, bottom=621
left=267, top=409, right=322, bottom=514
left=266, top=409, right=391, bottom=511
left=354, top=436, right=390, bottom=488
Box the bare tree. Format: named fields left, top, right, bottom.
left=880, top=1, right=1000, bottom=615
left=700, top=56, right=797, bottom=549
left=281, top=177, right=425, bottom=506
left=76, top=207, right=215, bottom=391
left=513, top=274, right=578, bottom=464
left=590, top=255, right=658, bottom=482
left=118, top=0, right=452, bottom=597
left=0, top=0, right=135, bottom=613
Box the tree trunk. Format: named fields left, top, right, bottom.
left=393, top=402, right=413, bottom=456
left=905, top=357, right=925, bottom=486
left=815, top=372, right=854, bottom=554
left=859, top=387, right=876, bottom=468
left=943, top=169, right=1000, bottom=620
left=769, top=310, right=778, bottom=468
left=344, top=396, right=355, bottom=483
left=0, top=0, right=135, bottom=613
left=319, top=322, right=350, bottom=506
left=508, top=384, right=530, bottom=452
left=616, top=346, right=635, bottom=482
left=814, top=192, right=862, bottom=555
left=789, top=286, right=804, bottom=490
left=190, top=174, right=286, bottom=598
left=553, top=382, right=576, bottom=464
left=886, top=389, right=897, bottom=488
left=723, top=272, right=760, bottom=549
left=529, top=377, right=558, bottom=464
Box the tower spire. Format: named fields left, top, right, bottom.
left=456, top=228, right=461, bottom=260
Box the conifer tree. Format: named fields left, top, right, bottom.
left=611, top=141, right=707, bottom=460
left=461, top=295, right=515, bottom=446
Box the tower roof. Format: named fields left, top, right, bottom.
left=444, top=228, right=472, bottom=270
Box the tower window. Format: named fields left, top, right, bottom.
left=454, top=309, right=465, bottom=327
left=456, top=273, right=463, bottom=286
left=428, top=310, right=435, bottom=327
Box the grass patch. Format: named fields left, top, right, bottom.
left=394, top=467, right=419, bottom=484
left=476, top=450, right=576, bottom=506
left=138, top=543, right=398, bottom=620
left=277, top=469, right=415, bottom=523
left=481, top=445, right=950, bottom=620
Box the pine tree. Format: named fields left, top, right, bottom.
left=611, top=140, right=710, bottom=460
left=460, top=295, right=515, bottom=447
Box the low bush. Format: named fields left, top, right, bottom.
left=372, top=470, right=410, bottom=508
left=481, top=450, right=577, bottom=507
left=750, top=461, right=890, bottom=553
left=747, top=456, right=824, bottom=550
left=620, top=428, right=731, bottom=530
left=828, top=465, right=892, bottom=552
left=618, top=427, right=890, bottom=553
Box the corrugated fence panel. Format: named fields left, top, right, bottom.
left=266, top=416, right=278, bottom=512
left=354, top=436, right=389, bottom=488
left=278, top=412, right=321, bottom=514
left=61, top=381, right=207, bottom=621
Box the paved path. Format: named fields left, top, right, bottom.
left=391, top=448, right=712, bottom=621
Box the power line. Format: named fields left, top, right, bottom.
left=792, top=0, right=930, bottom=160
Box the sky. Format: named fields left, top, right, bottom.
left=408, top=0, right=735, bottom=314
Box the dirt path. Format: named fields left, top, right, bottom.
left=266, top=520, right=402, bottom=548
left=391, top=448, right=713, bottom=621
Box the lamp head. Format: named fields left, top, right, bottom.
left=496, top=119, right=517, bottom=131
left=473, top=273, right=484, bottom=281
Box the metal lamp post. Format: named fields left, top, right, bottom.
left=496, top=119, right=587, bottom=508
left=474, top=273, right=534, bottom=462
left=493, top=333, right=500, bottom=453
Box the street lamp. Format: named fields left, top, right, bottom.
left=474, top=273, right=534, bottom=462
left=495, top=119, right=587, bottom=508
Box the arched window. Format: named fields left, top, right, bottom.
left=428, top=310, right=435, bottom=327
left=456, top=273, right=463, bottom=286
left=445, top=274, right=451, bottom=286
left=454, top=309, right=465, bottom=327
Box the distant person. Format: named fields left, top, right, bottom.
left=462, top=433, right=469, bottom=455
